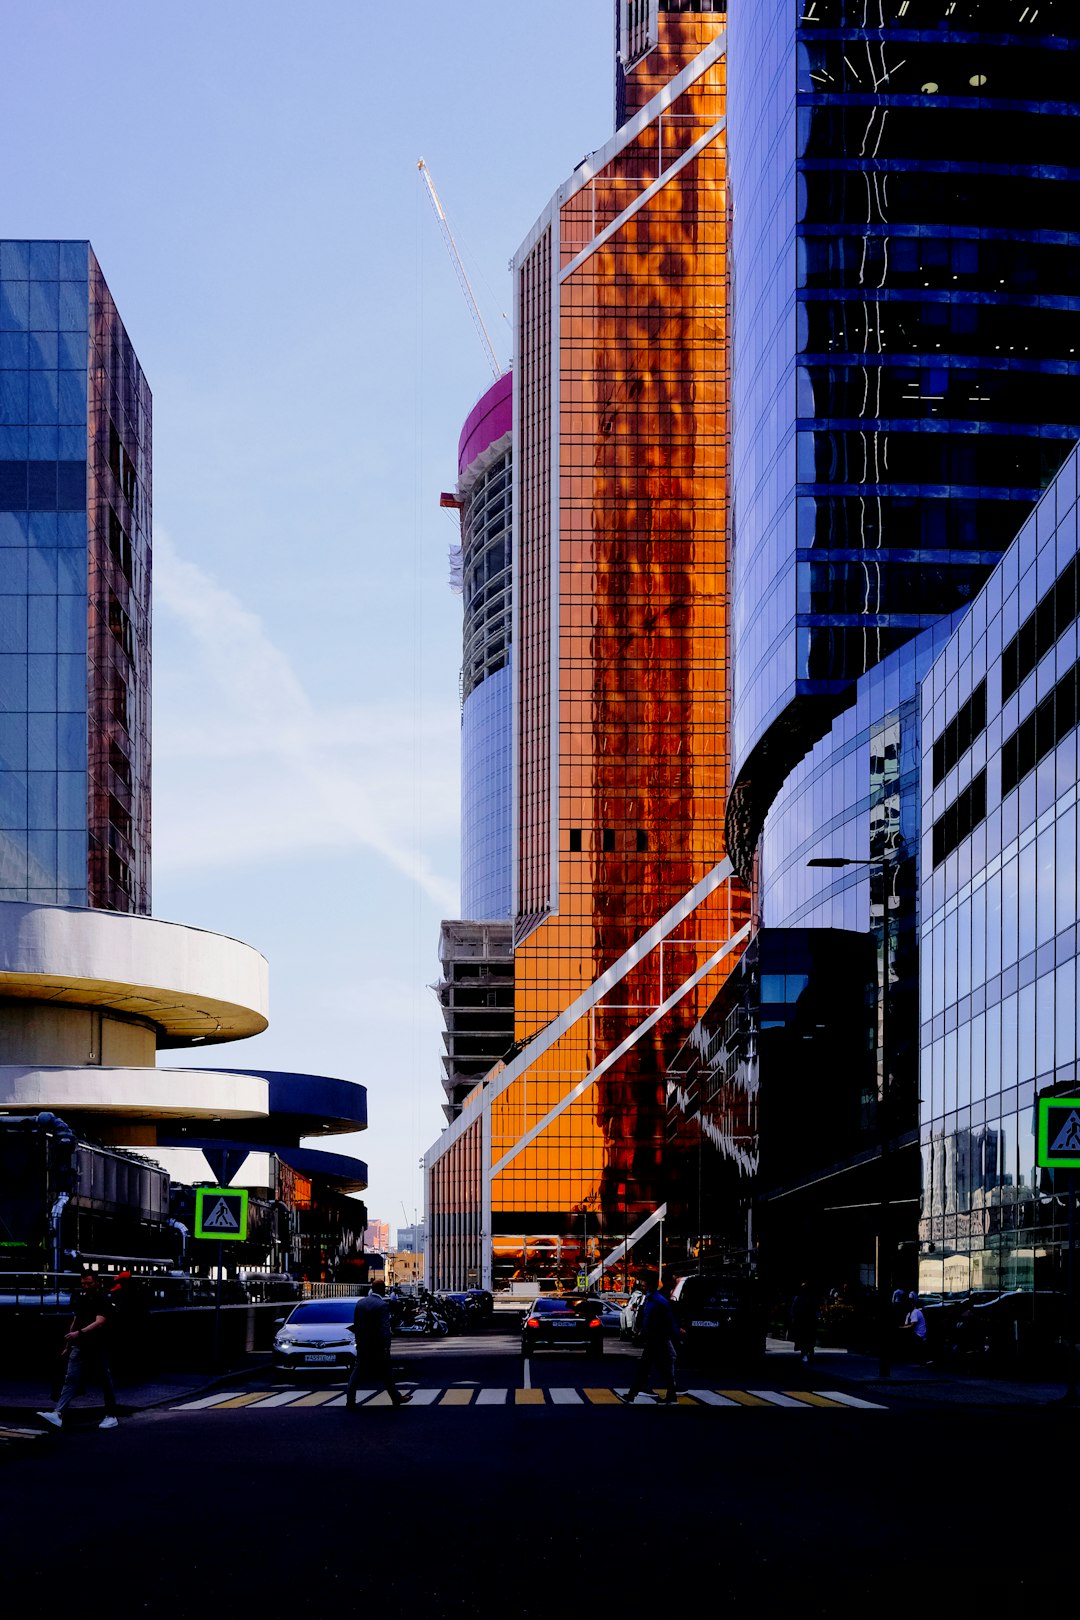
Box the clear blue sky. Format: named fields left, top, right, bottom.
left=1, top=0, right=614, bottom=1232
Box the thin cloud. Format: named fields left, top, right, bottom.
left=152, top=531, right=460, bottom=913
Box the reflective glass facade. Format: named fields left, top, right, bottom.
left=461, top=661, right=512, bottom=920
left=457, top=375, right=512, bottom=921
left=430, top=20, right=752, bottom=1291
left=0, top=242, right=150, bottom=913
left=919, top=444, right=1080, bottom=1296
left=726, top=0, right=1080, bottom=875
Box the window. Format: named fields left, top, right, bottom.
left=1001, top=554, right=1080, bottom=701
left=932, top=680, right=986, bottom=787
left=932, top=770, right=987, bottom=867
left=1001, top=658, right=1080, bottom=797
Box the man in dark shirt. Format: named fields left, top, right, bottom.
left=345, top=1281, right=412, bottom=1409
left=618, top=1276, right=682, bottom=1405
left=38, top=1273, right=120, bottom=1430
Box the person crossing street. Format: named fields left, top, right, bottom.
left=618, top=1275, right=682, bottom=1405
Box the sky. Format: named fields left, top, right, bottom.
left=0, top=0, right=614, bottom=1234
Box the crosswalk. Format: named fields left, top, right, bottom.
left=171, top=1385, right=886, bottom=1412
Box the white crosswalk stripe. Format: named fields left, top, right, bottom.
left=171, top=1385, right=887, bottom=1412
left=747, top=1391, right=813, bottom=1408
left=815, top=1390, right=887, bottom=1410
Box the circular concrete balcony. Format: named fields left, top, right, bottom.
left=0, top=902, right=268, bottom=1047
left=0, top=1065, right=269, bottom=1120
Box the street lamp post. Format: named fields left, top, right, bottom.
left=808, top=848, right=905, bottom=1379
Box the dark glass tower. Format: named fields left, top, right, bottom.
left=726, top=0, right=1080, bottom=875
left=1, top=241, right=151, bottom=913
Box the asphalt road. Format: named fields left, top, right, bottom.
left=4, top=1325, right=1067, bottom=1617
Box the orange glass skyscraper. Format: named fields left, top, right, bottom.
left=427, top=3, right=746, bottom=1293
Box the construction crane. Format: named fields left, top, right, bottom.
left=418, top=158, right=503, bottom=382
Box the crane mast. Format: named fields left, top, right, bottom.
left=418, top=157, right=503, bottom=382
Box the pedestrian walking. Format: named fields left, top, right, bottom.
left=900, top=1291, right=929, bottom=1363
left=38, top=1273, right=120, bottom=1430
left=618, top=1275, right=682, bottom=1404
left=345, top=1280, right=412, bottom=1409
left=789, top=1282, right=819, bottom=1366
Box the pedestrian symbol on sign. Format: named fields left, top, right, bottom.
left=194, top=1185, right=249, bottom=1241
left=202, top=1197, right=240, bottom=1232
left=1051, top=1109, right=1080, bottom=1154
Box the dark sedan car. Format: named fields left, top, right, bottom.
left=521, top=1295, right=605, bottom=1359
left=670, top=1274, right=764, bottom=1365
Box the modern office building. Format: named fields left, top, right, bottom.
left=0, top=242, right=367, bottom=1277
left=427, top=9, right=751, bottom=1291
left=1, top=240, right=149, bottom=912
left=454, top=371, right=513, bottom=925
left=919, top=444, right=1080, bottom=1300
left=433, top=375, right=516, bottom=1124
left=704, top=2, right=1080, bottom=1291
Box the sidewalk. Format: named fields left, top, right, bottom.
left=0, top=1364, right=254, bottom=1427
left=765, top=1337, right=1074, bottom=1408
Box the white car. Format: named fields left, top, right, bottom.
left=272, top=1299, right=356, bottom=1374
left=620, top=1289, right=646, bottom=1341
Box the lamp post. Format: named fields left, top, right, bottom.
left=808, top=846, right=906, bottom=1379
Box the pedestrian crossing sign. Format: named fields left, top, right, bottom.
left=1037, top=1097, right=1080, bottom=1170
left=194, top=1186, right=249, bottom=1241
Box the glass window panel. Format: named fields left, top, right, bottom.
left=1018, top=843, right=1037, bottom=959
left=1018, top=981, right=1036, bottom=1084
left=1036, top=827, right=1056, bottom=948
left=56, top=713, right=86, bottom=769
left=26, top=713, right=55, bottom=770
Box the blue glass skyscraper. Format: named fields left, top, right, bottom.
left=1, top=241, right=150, bottom=913
left=726, top=0, right=1080, bottom=874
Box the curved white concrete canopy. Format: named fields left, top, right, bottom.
left=0, top=902, right=268, bottom=1045
left=0, top=1066, right=269, bottom=1120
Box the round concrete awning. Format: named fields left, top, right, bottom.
left=0, top=902, right=268, bottom=1046
left=0, top=1066, right=269, bottom=1121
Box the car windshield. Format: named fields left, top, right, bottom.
left=287, top=1302, right=355, bottom=1324
left=533, top=1297, right=587, bottom=1314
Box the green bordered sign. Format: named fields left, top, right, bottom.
left=1037, top=1097, right=1080, bottom=1170
left=194, top=1186, right=249, bottom=1241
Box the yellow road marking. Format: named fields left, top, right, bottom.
left=782, top=1391, right=845, bottom=1408
left=583, top=1388, right=620, bottom=1405
left=515, top=1388, right=545, bottom=1405
left=715, top=1390, right=771, bottom=1406
left=440, top=1388, right=473, bottom=1405
left=212, top=1392, right=277, bottom=1409
left=288, top=1391, right=338, bottom=1407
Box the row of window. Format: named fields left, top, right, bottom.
left=0, top=461, right=86, bottom=510
left=800, top=296, right=1078, bottom=361
left=1001, top=549, right=1080, bottom=700
left=799, top=2, right=1069, bottom=35
left=798, top=429, right=1065, bottom=488
left=796, top=493, right=1027, bottom=551
left=568, top=828, right=650, bottom=853
left=799, top=36, right=1077, bottom=103
left=1001, top=655, right=1080, bottom=796
left=797, top=365, right=1079, bottom=427
left=932, top=678, right=986, bottom=787
left=931, top=767, right=986, bottom=866
left=801, top=171, right=1079, bottom=235
left=801, top=107, right=1078, bottom=167
left=799, top=235, right=1077, bottom=297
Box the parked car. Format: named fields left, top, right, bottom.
left=590, top=1294, right=627, bottom=1334
left=464, top=1288, right=495, bottom=1324
left=670, top=1273, right=765, bottom=1365
left=521, top=1295, right=605, bottom=1359
left=621, top=1288, right=646, bottom=1341
left=272, top=1298, right=356, bottom=1374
